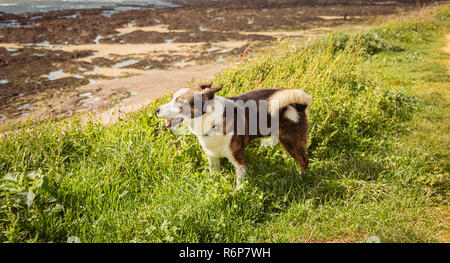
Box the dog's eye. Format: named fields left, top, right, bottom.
left=178, top=106, right=183, bottom=112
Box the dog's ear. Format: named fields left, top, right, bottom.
left=209, top=86, right=222, bottom=93
left=199, top=83, right=213, bottom=90
left=204, top=86, right=222, bottom=100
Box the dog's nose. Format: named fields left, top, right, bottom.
left=155, top=107, right=160, bottom=115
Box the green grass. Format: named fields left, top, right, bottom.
left=1, top=6, right=449, bottom=243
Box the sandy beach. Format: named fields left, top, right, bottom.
left=0, top=0, right=414, bottom=126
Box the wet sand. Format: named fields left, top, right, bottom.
left=0, top=0, right=414, bottom=126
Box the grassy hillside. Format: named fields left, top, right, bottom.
left=0, top=6, right=449, bottom=243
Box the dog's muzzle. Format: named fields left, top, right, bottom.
left=155, top=107, right=184, bottom=128
left=165, top=117, right=183, bottom=128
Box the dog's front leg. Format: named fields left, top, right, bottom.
left=228, top=156, right=246, bottom=187
left=235, top=165, right=246, bottom=187
left=207, top=155, right=220, bottom=173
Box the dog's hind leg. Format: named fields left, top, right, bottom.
left=279, top=140, right=308, bottom=171
left=278, top=104, right=309, bottom=172
left=207, top=155, right=221, bottom=173
left=278, top=125, right=309, bottom=171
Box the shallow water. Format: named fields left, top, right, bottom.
left=79, top=92, right=92, bottom=97
left=0, top=0, right=180, bottom=14
left=35, top=40, right=51, bottom=47
left=113, top=59, right=139, bottom=68
left=172, top=61, right=186, bottom=68
left=41, top=69, right=65, bottom=80
left=0, top=19, right=33, bottom=28
left=17, top=103, right=31, bottom=110
left=58, top=12, right=80, bottom=19
left=207, top=47, right=219, bottom=52
left=93, top=35, right=103, bottom=45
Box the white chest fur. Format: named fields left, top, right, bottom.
left=197, top=134, right=233, bottom=158
left=183, top=96, right=233, bottom=159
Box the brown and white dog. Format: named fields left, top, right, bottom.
left=156, top=83, right=311, bottom=186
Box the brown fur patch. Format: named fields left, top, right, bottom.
left=225, top=88, right=310, bottom=171
left=175, top=84, right=222, bottom=118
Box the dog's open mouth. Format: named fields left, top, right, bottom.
left=166, top=117, right=184, bottom=128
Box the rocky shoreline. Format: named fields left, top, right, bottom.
left=0, top=0, right=413, bottom=126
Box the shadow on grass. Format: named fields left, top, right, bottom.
left=244, top=143, right=388, bottom=210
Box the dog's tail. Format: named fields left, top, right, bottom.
left=267, top=89, right=312, bottom=123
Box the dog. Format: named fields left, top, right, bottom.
left=156, top=83, right=311, bottom=186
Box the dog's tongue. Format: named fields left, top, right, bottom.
left=166, top=117, right=183, bottom=128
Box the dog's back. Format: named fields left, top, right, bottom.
left=226, top=88, right=310, bottom=135
left=226, top=88, right=311, bottom=170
